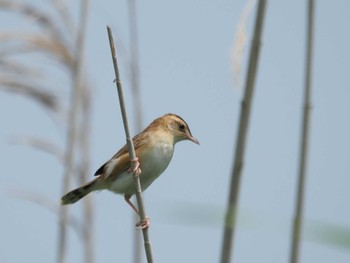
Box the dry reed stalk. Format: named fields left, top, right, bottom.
left=289, top=1, right=314, bottom=262
left=0, top=1, right=95, bottom=262
left=57, top=0, right=91, bottom=262
left=107, top=26, right=154, bottom=263
left=220, top=1, right=267, bottom=262
left=127, top=0, right=143, bottom=262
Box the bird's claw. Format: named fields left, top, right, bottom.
left=127, top=158, right=142, bottom=176
left=135, top=217, right=150, bottom=230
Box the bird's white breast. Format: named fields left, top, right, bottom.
left=109, top=141, right=174, bottom=195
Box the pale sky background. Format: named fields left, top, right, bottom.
left=1, top=1, right=350, bottom=263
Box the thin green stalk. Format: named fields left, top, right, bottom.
left=290, top=1, right=314, bottom=263
left=220, top=1, right=267, bottom=263
left=107, top=26, right=154, bottom=263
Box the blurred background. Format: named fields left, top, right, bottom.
left=1, top=0, right=350, bottom=263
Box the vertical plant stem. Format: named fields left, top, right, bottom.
left=127, top=0, right=143, bottom=262
left=220, top=1, right=267, bottom=263
left=107, top=26, right=154, bottom=263
left=57, top=1, right=90, bottom=262
left=57, top=37, right=79, bottom=263
left=73, top=1, right=94, bottom=263
left=128, top=0, right=143, bottom=131
left=80, top=87, right=94, bottom=263
left=290, top=1, right=314, bottom=263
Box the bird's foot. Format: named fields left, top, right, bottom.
left=136, top=216, right=150, bottom=230
left=127, top=157, right=142, bottom=176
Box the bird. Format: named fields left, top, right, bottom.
left=61, top=113, right=199, bottom=228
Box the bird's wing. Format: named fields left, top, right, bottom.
left=94, top=132, right=148, bottom=180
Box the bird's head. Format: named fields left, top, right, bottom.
left=160, top=113, right=199, bottom=145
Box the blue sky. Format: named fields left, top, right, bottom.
left=1, top=1, right=350, bottom=262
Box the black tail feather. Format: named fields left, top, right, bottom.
left=61, top=179, right=98, bottom=205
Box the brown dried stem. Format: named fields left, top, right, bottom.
left=107, top=26, right=154, bottom=263
left=289, top=0, right=314, bottom=262
left=220, top=1, right=267, bottom=262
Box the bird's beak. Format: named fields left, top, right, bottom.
left=187, top=135, right=200, bottom=145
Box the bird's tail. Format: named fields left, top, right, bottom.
left=61, top=178, right=100, bottom=205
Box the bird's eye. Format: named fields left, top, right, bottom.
left=179, top=124, right=185, bottom=131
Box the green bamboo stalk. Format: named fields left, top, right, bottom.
left=290, top=1, right=314, bottom=263
left=107, top=26, right=154, bottom=263
left=220, top=1, right=267, bottom=263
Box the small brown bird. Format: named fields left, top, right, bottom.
left=61, top=113, right=199, bottom=228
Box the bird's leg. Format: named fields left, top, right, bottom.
left=124, top=194, right=139, bottom=214
left=124, top=195, right=150, bottom=229
left=127, top=157, right=142, bottom=176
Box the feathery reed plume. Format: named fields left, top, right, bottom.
left=0, top=1, right=94, bottom=262
left=231, top=0, right=257, bottom=88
